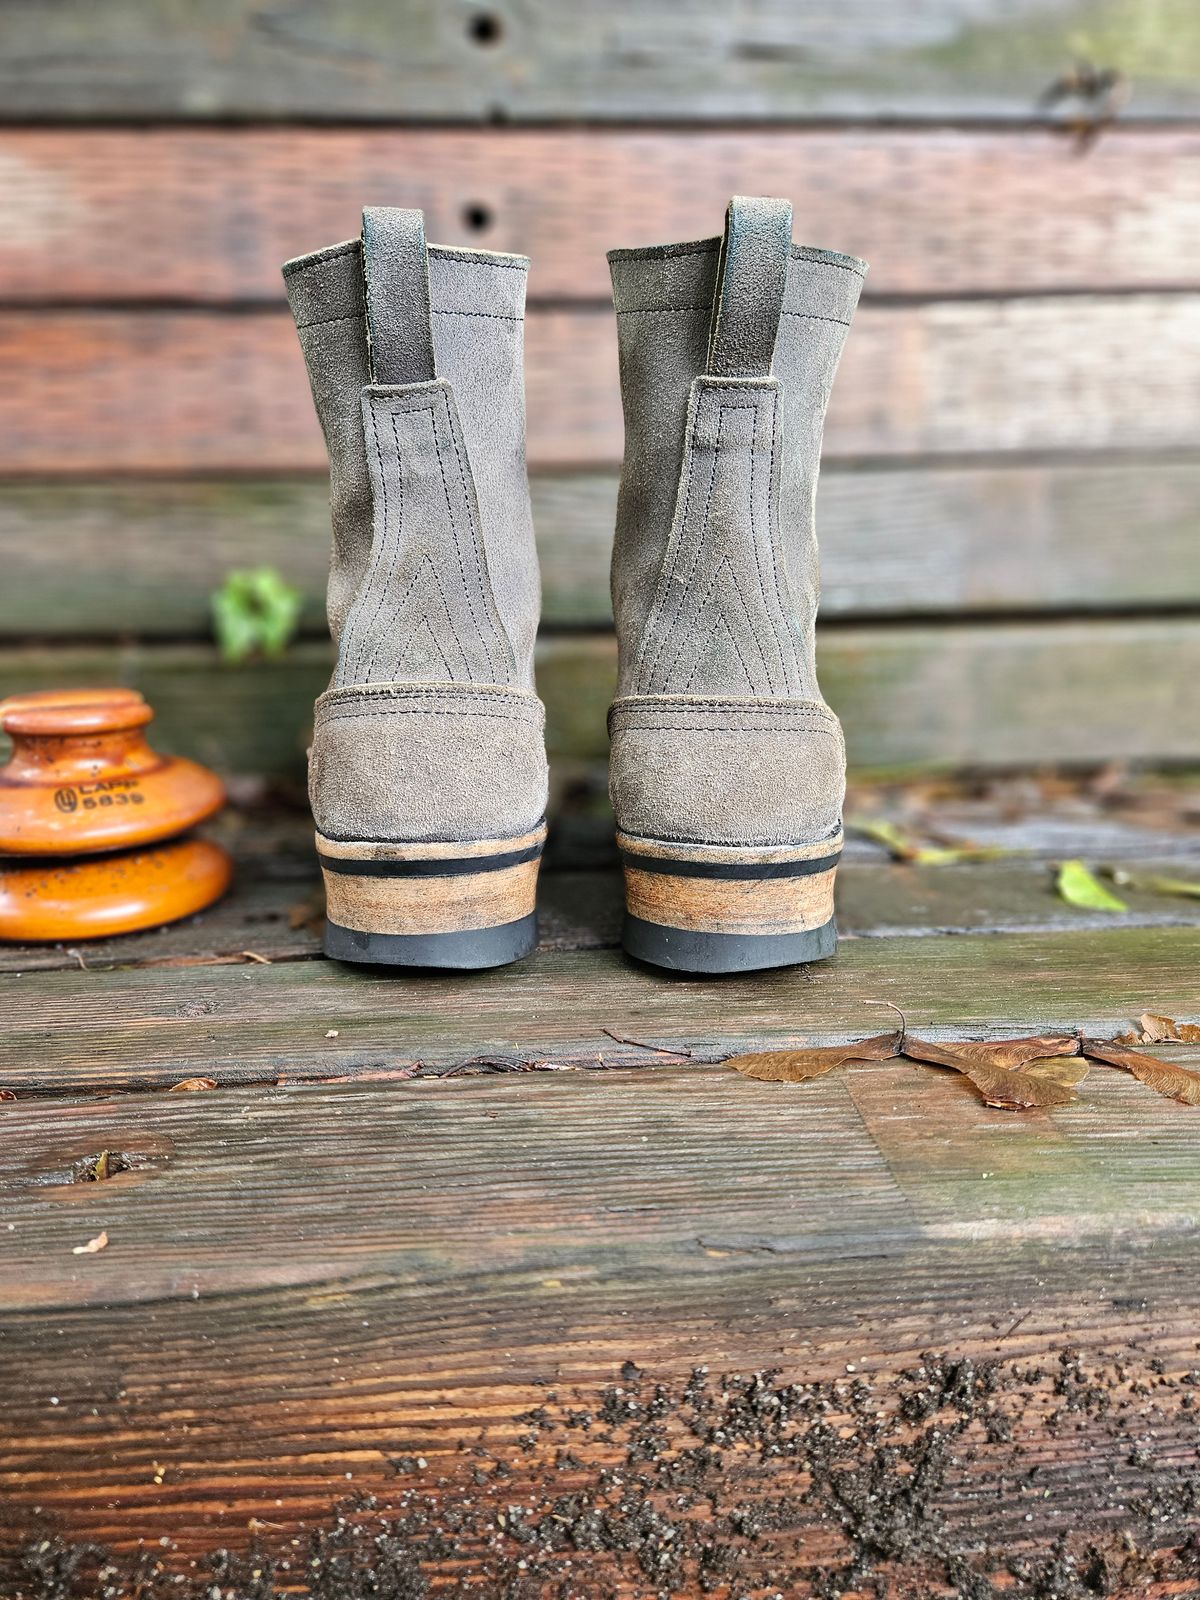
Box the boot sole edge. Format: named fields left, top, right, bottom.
left=618, top=832, right=840, bottom=973
left=324, top=912, right=538, bottom=970
left=623, top=912, right=837, bottom=974
left=317, top=825, right=545, bottom=970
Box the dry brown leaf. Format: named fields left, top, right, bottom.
left=913, top=1034, right=1080, bottom=1071
left=72, top=1230, right=109, bottom=1256
left=1082, top=1040, right=1200, bottom=1106
left=1023, top=1056, right=1091, bottom=1090
left=902, top=1036, right=1080, bottom=1110
left=725, top=1031, right=902, bottom=1083
left=1114, top=1013, right=1200, bottom=1046
left=169, top=1077, right=217, bottom=1093
left=0, top=1088, right=15, bottom=1102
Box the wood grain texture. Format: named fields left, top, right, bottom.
left=1, top=618, right=1197, bottom=781
left=0, top=0, right=1197, bottom=119
left=2, top=1060, right=1200, bottom=1580
left=3, top=925, right=1198, bottom=1094
left=3, top=127, right=1199, bottom=301
left=6, top=845, right=1200, bottom=977
left=3, top=297, right=1200, bottom=472
left=6, top=458, right=1200, bottom=637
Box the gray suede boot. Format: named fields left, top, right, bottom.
left=283, top=208, right=547, bottom=967
left=606, top=197, right=866, bottom=973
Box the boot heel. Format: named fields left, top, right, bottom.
left=619, top=831, right=840, bottom=974
left=317, top=825, right=545, bottom=969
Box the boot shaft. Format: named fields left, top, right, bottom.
left=608, top=200, right=865, bottom=699
left=283, top=213, right=539, bottom=686
left=280, top=210, right=548, bottom=945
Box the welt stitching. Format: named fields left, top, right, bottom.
left=723, top=548, right=777, bottom=698
left=430, top=398, right=486, bottom=681
left=451, top=391, right=517, bottom=683
left=442, top=388, right=513, bottom=683
left=617, top=306, right=852, bottom=322
left=295, top=311, right=360, bottom=330
left=613, top=242, right=862, bottom=272
left=657, top=419, right=728, bottom=691
left=615, top=706, right=834, bottom=720
left=323, top=706, right=537, bottom=723
left=614, top=708, right=836, bottom=729
left=682, top=569, right=759, bottom=695
left=793, top=255, right=864, bottom=276
left=655, top=398, right=770, bottom=693
left=431, top=308, right=523, bottom=321
left=743, top=391, right=781, bottom=696
left=338, top=399, right=394, bottom=687
left=612, top=245, right=719, bottom=265
left=634, top=389, right=705, bottom=691
left=431, top=252, right=527, bottom=272
left=325, top=682, right=534, bottom=701
left=762, top=386, right=797, bottom=694
left=353, top=400, right=403, bottom=683
left=363, top=409, right=418, bottom=683
left=780, top=311, right=851, bottom=326
left=616, top=706, right=833, bottom=718
left=648, top=399, right=725, bottom=690
left=285, top=244, right=359, bottom=276
left=350, top=402, right=438, bottom=684
left=765, top=386, right=814, bottom=699
left=616, top=709, right=833, bottom=721
left=374, top=407, right=477, bottom=679
left=425, top=542, right=476, bottom=678
left=614, top=723, right=839, bottom=736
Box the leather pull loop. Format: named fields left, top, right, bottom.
left=361, top=207, right=437, bottom=386
left=706, top=195, right=793, bottom=380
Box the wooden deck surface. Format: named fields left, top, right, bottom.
left=3, top=3, right=1199, bottom=1591
left=3, top=793, right=1199, bottom=1597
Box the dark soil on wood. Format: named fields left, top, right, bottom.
left=6, top=1347, right=1200, bottom=1599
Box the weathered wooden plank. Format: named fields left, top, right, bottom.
left=9, top=851, right=1200, bottom=976
left=5, top=457, right=1200, bottom=636
left=1, top=1061, right=1199, bottom=1588
left=3, top=297, right=1200, bottom=472
left=4, top=127, right=1199, bottom=301
left=0, top=618, right=1196, bottom=782
left=2, top=926, right=1197, bottom=1093
left=0, top=0, right=1197, bottom=119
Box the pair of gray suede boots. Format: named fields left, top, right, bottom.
left=284, top=197, right=865, bottom=975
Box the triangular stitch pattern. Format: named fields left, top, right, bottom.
left=635, top=388, right=803, bottom=697
left=339, top=392, right=515, bottom=688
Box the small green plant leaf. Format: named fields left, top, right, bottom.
left=1056, top=859, right=1128, bottom=913
left=211, top=567, right=302, bottom=664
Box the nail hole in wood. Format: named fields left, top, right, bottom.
left=462, top=202, right=494, bottom=234
left=467, top=12, right=502, bottom=45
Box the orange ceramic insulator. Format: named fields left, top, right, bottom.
left=0, top=688, right=226, bottom=855
left=0, top=837, right=234, bottom=942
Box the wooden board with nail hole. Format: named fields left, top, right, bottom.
left=3, top=128, right=1200, bottom=302
left=1, top=0, right=1198, bottom=119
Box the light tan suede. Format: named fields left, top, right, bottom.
left=283, top=211, right=547, bottom=846
left=606, top=198, right=865, bottom=849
